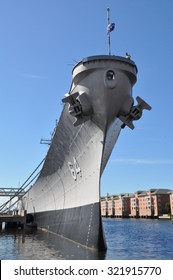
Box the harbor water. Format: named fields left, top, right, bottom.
left=0, top=218, right=173, bottom=260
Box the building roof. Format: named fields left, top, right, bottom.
left=151, top=189, right=171, bottom=194
left=101, top=189, right=173, bottom=200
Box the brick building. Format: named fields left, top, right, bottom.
left=100, top=194, right=131, bottom=217
left=130, top=191, right=144, bottom=217
left=100, top=196, right=108, bottom=217
left=137, top=189, right=171, bottom=218
left=101, top=188, right=172, bottom=219
left=114, top=194, right=131, bottom=217
left=107, top=195, right=117, bottom=217
left=170, top=191, right=173, bottom=217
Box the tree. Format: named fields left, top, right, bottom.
left=164, top=202, right=171, bottom=215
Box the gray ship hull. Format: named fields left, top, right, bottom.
left=30, top=203, right=104, bottom=250
left=25, top=104, right=111, bottom=250
left=25, top=105, right=111, bottom=249
left=24, top=55, right=150, bottom=250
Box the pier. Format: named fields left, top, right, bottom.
left=0, top=187, right=26, bottom=229
left=0, top=210, right=26, bottom=229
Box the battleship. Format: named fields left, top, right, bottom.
left=20, top=9, right=151, bottom=250
left=22, top=54, right=151, bottom=250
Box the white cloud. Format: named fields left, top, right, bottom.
left=18, top=72, right=45, bottom=79
left=111, top=158, right=173, bottom=165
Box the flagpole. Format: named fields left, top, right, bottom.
left=107, top=7, right=111, bottom=55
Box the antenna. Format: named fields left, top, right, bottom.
left=107, top=7, right=115, bottom=55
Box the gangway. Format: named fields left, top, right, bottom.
left=0, top=157, right=45, bottom=213
left=0, top=188, right=25, bottom=197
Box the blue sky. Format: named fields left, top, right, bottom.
left=0, top=0, right=173, bottom=198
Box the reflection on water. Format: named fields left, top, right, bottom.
left=0, top=218, right=173, bottom=260
left=0, top=227, right=105, bottom=260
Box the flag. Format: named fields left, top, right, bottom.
left=107, top=23, right=115, bottom=33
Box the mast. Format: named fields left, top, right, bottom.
left=107, top=7, right=111, bottom=55
left=107, top=7, right=115, bottom=55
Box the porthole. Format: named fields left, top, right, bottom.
left=106, top=70, right=115, bottom=80
left=104, top=69, right=117, bottom=88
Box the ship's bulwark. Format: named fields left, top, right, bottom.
left=23, top=55, right=146, bottom=251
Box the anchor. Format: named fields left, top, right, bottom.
left=119, top=96, right=152, bottom=129
left=62, top=91, right=93, bottom=126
